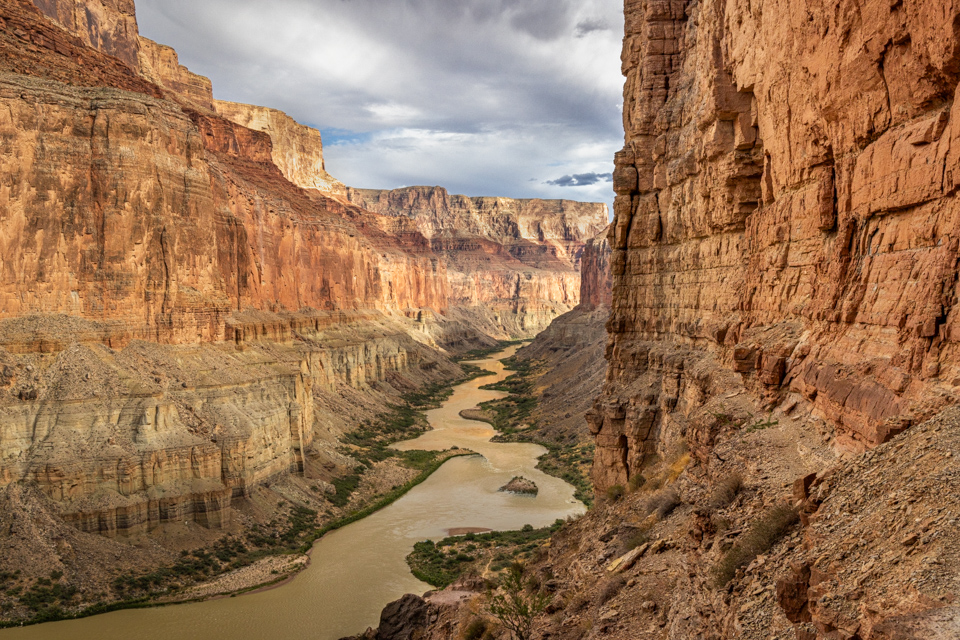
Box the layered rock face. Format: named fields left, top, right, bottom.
left=30, top=0, right=140, bottom=70
left=592, top=0, right=960, bottom=489
left=0, top=312, right=455, bottom=536
left=138, top=36, right=214, bottom=111
left=3, top=0, right=447, bottom=345
left=214, top=100, right=347, bottom=196
left=515, top=230, right=611, bottom=444
left=347, top=186, right=609, bottom=336
left=0, top=0, right=452, bottom=536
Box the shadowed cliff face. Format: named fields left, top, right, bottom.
left=591, top=0, right=960, bottom=490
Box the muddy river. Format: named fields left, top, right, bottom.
left=4, top=344, right=585, bottom=639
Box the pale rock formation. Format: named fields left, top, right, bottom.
left=214, top=100, right=347, bottom=197
left=347, top=186, right=610, bottom=337
left=138, top=36, right=214, bottom=111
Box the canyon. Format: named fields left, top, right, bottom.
left=354, top=1, right=960, bottom=639
left=0, top=0, right=607, bottom=621
left=4, top=0, right=960, bottom=638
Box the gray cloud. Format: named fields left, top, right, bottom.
left=575, top=19, right=609, bottom=37
left=135, top=0, right=622, bottom=210
left=546, top=172, right=613, bottom=187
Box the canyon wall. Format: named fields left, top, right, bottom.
left=0, top=0, right=454, bottom=537
left=214, top=100, right=347, bottom=196
left=591, top=0, right=960, bottom=489
left=516, top=229, right=611, bottom=444
left=347, top=186, right=609, bottom=336
left=3, top=0, right=447, bottom=345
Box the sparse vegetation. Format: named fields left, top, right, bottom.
left=605, top=484, right=625, bottom=502
left=645, top=486, right=681, bottom=520
left=745, top=414, right=779, bottom=433
left=488, top=563, right=550, bottom=640
left=595, top=576, right=625, bottom=606
left=620, top=528, right=650, bottom=553
left=708, top=472, right=744, bottom=510
left=462, top=617, right=493, bottom=640
left=712, top=504, right=799, bottom=587
left=407, top=521, right=565, bottom=588
left=628, top=473, right=646, bottom=492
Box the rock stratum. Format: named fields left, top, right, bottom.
left=346, top=186, right=608, bottom=337
left=0, top=0, right=608, bottom=610
left=593, top=0, right=960, bottom=486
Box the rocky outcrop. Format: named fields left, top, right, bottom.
left=347, top=186, right=609, bottom=337
left=498, top=476, right=538, bottom=495
left=214, top=100, right=347, bottom=196
left=0, top=311, right=459, bottom=537
left=592, top=0, right=960, bottom=490
left=138, top=36, right=214, bottom=111
left=576, top=232, right=611, bottom=311
left=30, top=0, right=140, bottom=71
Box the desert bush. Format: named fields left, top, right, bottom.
left=462, top=617, right=489, bottom=640
left=594, top=577, right=625, bottom=606
left=646, top=486, right=681, bottom=520
left=488, top=563, right=550, bottom=640
left=708, top=472, right=744, bottom=510
left=628, top=474, right=646, bottom=492
left=605, top=484, right=625, bottom=502
left=712, top=504, right=799, bottom=587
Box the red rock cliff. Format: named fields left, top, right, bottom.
left=1, top=0, right=448, bottom=345
left=347, top=186, right=610, bottom=336
left=30, top=0, right=140, bottom=70
left=592, top=0, right=960, bottom=488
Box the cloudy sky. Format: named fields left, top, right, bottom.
left=136, top=0, right=624, bottom=212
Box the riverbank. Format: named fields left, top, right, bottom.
left=0, top=342, right=585, bottom=640
left=0, top=447, right=478, bottom=630
left=0, top=350, right=499, bottom=629
left=469, top=355, right=595, bottom=506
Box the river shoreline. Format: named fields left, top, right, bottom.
left=0, top=343, right=584, bottom=640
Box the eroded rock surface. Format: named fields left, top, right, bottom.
left=593, top=0, right=960, bottom=489
left=347, top=186, right=609, bottom=337
left=0, top=0, right=607, bottom=589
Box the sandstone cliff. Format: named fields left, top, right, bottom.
left=215, top=100, right=347, bottom=196
left=0, top=0, right=607, bottom=573
left=30, top=0, right=140, bottom=70
left=593, top=0, right=960, bottom=488
left=138, top=36, right=214, bottom=111
left=569, top=0, right=960, bottom=637
left=359, top=2, right=960, bottom=639
left=347, top=186, right=609, bottom=337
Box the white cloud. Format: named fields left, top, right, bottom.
left=135, top=0, right=624, bottom=210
